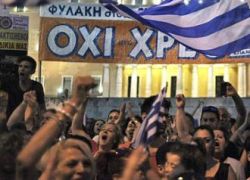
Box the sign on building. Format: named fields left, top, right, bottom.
left=0, top=14, right=28, bottom=56
left=39, top=3, right=250, bottom=64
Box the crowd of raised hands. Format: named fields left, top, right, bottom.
left=0, top=76, right=249, bottom=180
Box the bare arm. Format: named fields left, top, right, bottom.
left=227, top=165, right=237, bottom=180
left=6, top=101, right=26, bottom=130
left=175, top=94, right=191, bottom=142
left=226, top=83, right=246, bottom=128
left=230, top=111, right=250, bottom=145
left=16, top=76, right=95, bottom=179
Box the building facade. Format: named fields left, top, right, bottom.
left=8, top=0, right=250, bottom=98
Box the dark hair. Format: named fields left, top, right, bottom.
left=201, top=106, right=220, bottom=120
left=108, top=109, right=120, bottom=115
left=18, top=56, right=37, bottom=74
left=0, top=131, right=24, bottom=177
left=193, top=125, right=215, bottom=140
left=162, top=98, right=171, bottom=110
left=156, top=141, right=206, bottom=179
left=156, top=141, right=176, bottom=165
left=141, top=96, right=171, bottom=115
left=96, top=151, right=126, bottom=180
left=141, top=96, right=156, bottom=114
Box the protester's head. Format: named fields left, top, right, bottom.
left=156, top=141, right=205, bottom=179
left=218, top=107, right=231, bottom=129
left=93, top=119, right=105, bottom=135
left=39, top=108, right=57, bottom=127
left=95, top=150, right=129, bottom=180
left=141, top=96, right=171, bottom=120
left=124, top=116, right=142, bottom=141
left=193, top=125, right=215, bottom=157
left=107, top=109, right=120, bottom=123
left=53, top=140, right=95, bottom=180
left=18, top=55, right=37, bottom=75
left=141, top=96, right=156, bottom=120
left=213, top=126, right=230, bottom=157
left=161, top=98, right=171, bottom=114
left=200, top=106, right=220, bottom=129
left=0, top=131, right=23, bottom=178
left=99, top=122, right=122, bottom=150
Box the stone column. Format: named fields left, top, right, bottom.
left=191, top=64, right=199, bottom=97
left=207, top=64, right=214, bottom=97
left=224, top=64, right=230, bottom=82
left=176, top=64, right=183, bottom=94
left=115, top=64, right=123, bottom=97
left=145, top=65, right=152, bottom=97
left=102, top=64, right=110, bottom=97
left=161, top=65, right=167, bottom=89
left=130, top=64, right=138, bottom=97
left=238, top=63, right=246, bottom=97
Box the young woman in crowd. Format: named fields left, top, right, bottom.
left=193, top=125, right=236, bottom=180
left=213, top=127, right=245, bottom=180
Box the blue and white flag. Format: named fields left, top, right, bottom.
left=100, top=0, right=250, bottom=57
left=131, top=87, right=167, bottom=148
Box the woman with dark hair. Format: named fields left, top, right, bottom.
left=213, top=127, right=245, bottom=180
left=193, top=125, right=236, bottom=180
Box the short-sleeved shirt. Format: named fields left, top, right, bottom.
left=1, top=80, right=45, bottom=118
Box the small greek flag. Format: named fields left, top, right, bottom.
left=131, top=87, right=167, bottom=148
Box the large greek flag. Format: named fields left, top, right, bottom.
left=131, top=87, right=166, bottom=148
left=101, top=0, right=250, bottom=57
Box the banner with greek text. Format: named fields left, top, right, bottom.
left=0, top=14, right=28, bottom=55
left=39, top=3, right=250, bottom=64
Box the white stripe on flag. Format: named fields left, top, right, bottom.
left=171, top=18, right=250, bottom=51
left=142, top=0, right=244, bottom=28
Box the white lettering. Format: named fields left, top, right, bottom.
left=78, top=26, right=101, bottom=57
left=156, top=32, right=175, bottom=58
left=47, top=25, right=77, bottom=56
left=130, top=28, right=154, bottom=59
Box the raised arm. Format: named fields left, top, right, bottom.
left=175, top=94, right=191, bottom=143
left=226, top=82, right=246, bottom=128
left=16, top=76, right=95, bottom=179
left=230, top=111, right=250, bottom=146
left=7, top=92, right=29, bottom=129
left=71, top=76, right=96, bottom=136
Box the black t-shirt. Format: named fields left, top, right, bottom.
left=1, top=80, right=45, bottom=118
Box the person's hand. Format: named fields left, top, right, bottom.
left=176, top=94, right=185, bottom=109
left=120, top=103, right=126, bottom=114
left=72, top=76, right=96, bottom=103
left=126, top=146, right=148, bottom=170
left=226, top=82, right=237, bottom=96
left=23, top=91, right=38, bottom=107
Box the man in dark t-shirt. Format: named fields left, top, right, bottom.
left=0, top=56, right=45, bottom=119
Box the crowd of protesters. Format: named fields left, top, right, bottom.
left=0, top=56, right=249, bottom=180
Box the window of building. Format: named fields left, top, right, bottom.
left=16, top=5, right=24, bottom=12
left=62, top=76, right=73, bottom=98
left=90, top=75, right=103, bottom=96
left=215, top=76, right=224, bottom=97
left=170, top=76, right=177, bottom=98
